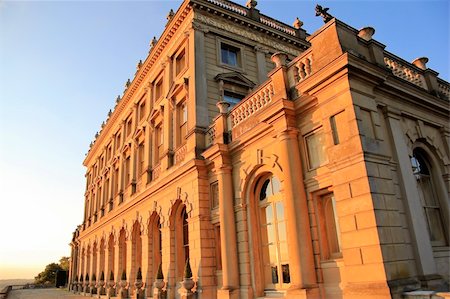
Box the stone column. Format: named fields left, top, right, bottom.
left=277, top=129, right=316, bottom=294
left=383, top=107, right=437, bottom=277
left=216, top=162, right=239, bottom=299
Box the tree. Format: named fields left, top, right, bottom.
left=34, top=256, right=70, bottom=285
left=34, top=263, right=63, bottom=285
left=59, top=256, right=70, bottom=271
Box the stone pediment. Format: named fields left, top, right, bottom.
left=214, top=72, right=256, bottom=88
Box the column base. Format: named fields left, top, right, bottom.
left=285, top=285, right=320, bottom=299
left=218, top=288, right=239, bottom=299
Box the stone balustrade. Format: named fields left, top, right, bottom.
left=288, top=49, right=313, bottom=85
left=384, top=53, right=426, bottom=88
left=259, top=15, right=297, bottom=36
left=230, top=80, right=274, bottom=128
left=205, top=123, right=216, bottom=147
left=205, top=0, right=247, bottom=16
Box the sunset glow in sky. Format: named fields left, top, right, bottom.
left=0, top=0, right=448, bottom=280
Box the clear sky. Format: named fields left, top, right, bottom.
left=0, top=0, right=448, bottom=280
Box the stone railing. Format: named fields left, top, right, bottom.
left=288, top=49, right=313, bottom=85
left=174, top=144, right=187, bottom=164
left=205, top=123, right=216, bottom=147
left=437, top=78, right=450, bottom=99
left=230, top=80, right=274, bottom=128
left=384, top=53, right=426, bottom=88
left=259, top=15, right=296, bottom=36
left=205, top=0, right=247, bottom=16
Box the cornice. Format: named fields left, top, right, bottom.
left=84, top=0, right=193, bottom=167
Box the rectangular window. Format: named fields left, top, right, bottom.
left=116, top=133, right=121, bottom=150
left=156, top=124, right=164, bottom=162
left=139, top=100, right=146, bottom=121
left=126, top=117, right=133, bottom=137
left=175, top=48, right=186, bottom=76
left=137, top=143, right=145, bottom=177
left=305, top=129, right=328, bottom=169
left=221, top=43, right=240, bottom=67
left=155, top=77, right=163, bottom=101
left=223, top=91, right=245, bottom=110
left=178, top=101, right=187, bottom=146
left=114, top=168, right=119, bottom=195
left=124, top=156, right=131, bottom=186
left=107, top=144, right=112, bottom=161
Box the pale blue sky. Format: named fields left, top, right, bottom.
left=0, top=0, right=448, bottom=280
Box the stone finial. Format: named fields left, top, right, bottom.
left=89, top=142, right=93, bottom=148
left=166, top=9, right=175, bottom=21
left=271, top=52, right=288, bottom=68
left=293, top=17, right=303, bottom=29
left=108, top=109, right=112, bottom=117
left=358, top=26, right=375, bottom=41
left=125, top=79, right=131, bottom=88
left=101, top=121, right=105, bottom=128
left=246, top=0, right=257, bottom=9
left=116, top=95, right=121, bottom=103
left=95, top=132, right=99, bottom=138
left=150, top=36, right=158, bottom=48
left=315, top=4, right=333, bottom=23
left=412, top=57, right=429, bottom=70
left=137, top=60, right=142, bottom=70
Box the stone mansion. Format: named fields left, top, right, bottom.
left=69, top=0, right=450, bottom=298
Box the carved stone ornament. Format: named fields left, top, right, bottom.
left=358, top=26, right=375, bottom=41
left=125, top=79, right=131, bottom=88
left=116, top=95, right=121, bottom=103
left=246, top=0, right=257, bottom=9
left=293, top=17, right=303, bottom=29
left=167, top=9, right=175, bottom=22
left=315, top=4, right=333, bottom=23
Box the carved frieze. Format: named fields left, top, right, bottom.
left=193, top=14, right=300, bottom=56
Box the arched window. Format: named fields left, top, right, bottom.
left=175, top=205, right=189, bottom=280
left=411, top=149, right=447, bottom=246
left=256, top=175, right=290, bottom=290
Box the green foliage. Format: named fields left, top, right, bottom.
left=156, top=263, right=164, bottom=280
left=59, top=256, right=70, bottom=271
left=184, top=259, right=192, bottom=279
left=80, top=275, right=84, bottom=282
left=34, top=256, right=70, bottom=285
left=136, top=267, right=142, bottom=280
left=100, top=271, right=105, bottom=281
left=109, top=271, right=114, bottom=281
left=74, top=275, right=78, bottom=282
left=121, top=270, right=127, bottom=281
left=85, top=273, right=89, bottom=281
left=34, top=263, right=63, bottom=285
left=92, top=273, right=96, bottom=282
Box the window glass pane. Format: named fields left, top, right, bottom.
left=277, top=221, right=287, bottom=242
left=271, top=265, right=278, bottom=284
left=266, top=223, right=275, bottom=244
left=281, top=264, right=290, bottom=283
left=271, top=177, right=281, bottom=194
left=279, top=242, right=289, bottom=262
left=265, top=205, right=273, bottom=223
left=426, top=209, right=446, bottom=243
left=275, top=201, right=285, bottom=221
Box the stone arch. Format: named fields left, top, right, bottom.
left=118, top=226, right=127, bottom=281
left=130, top=219, right=142, bottom=286
left=99, top=237, right=106, bottom=281
left=107, top=232, right=115, bottom=281
left=147, top=211, right=162, bottom=291
left=168, top=199, right=189, bottom=289
left=92, top=241, right=98, bottom=280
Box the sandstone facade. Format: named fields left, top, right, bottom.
left=69, top=1, right=450, bottom=298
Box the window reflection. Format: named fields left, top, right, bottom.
left=257, top=175, right=290, bottom=291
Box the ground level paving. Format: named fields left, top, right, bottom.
left=8, top=288, right=86, bottom=299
